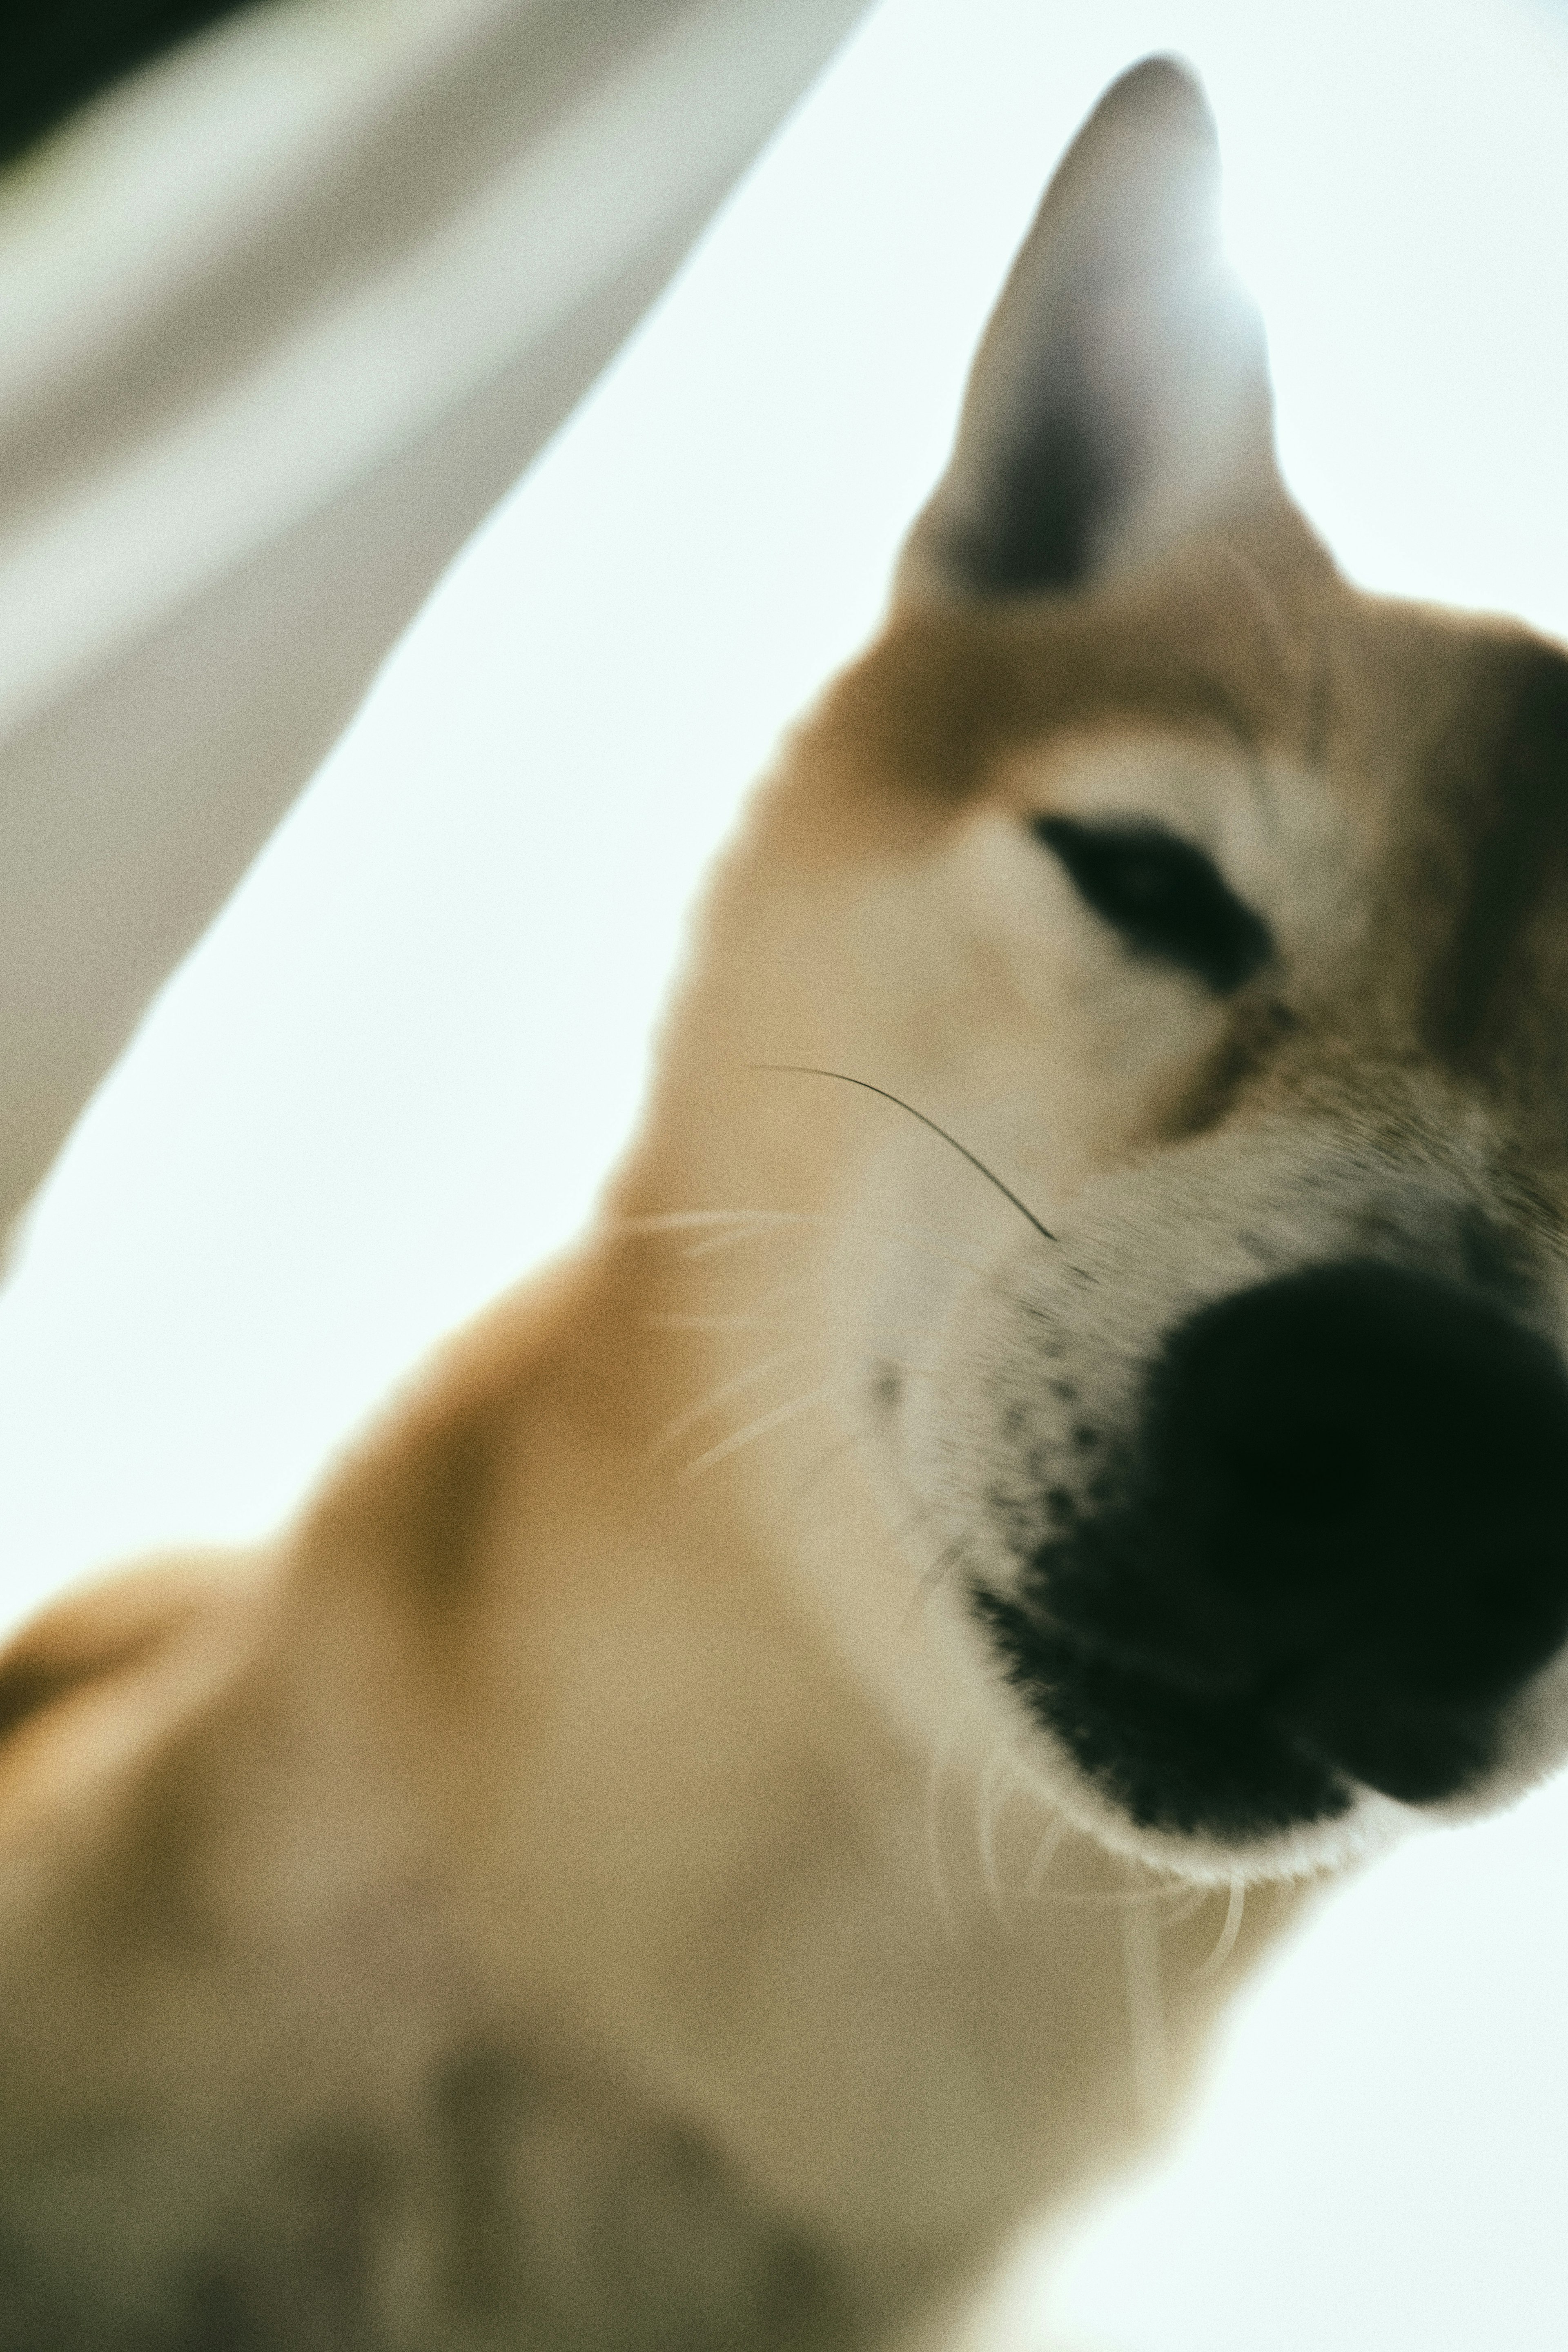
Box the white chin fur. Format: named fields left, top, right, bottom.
left=954, top=1657, right=1420, bottom=1889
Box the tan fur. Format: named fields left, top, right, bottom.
left=4, top=57, right=1568, bottom=2350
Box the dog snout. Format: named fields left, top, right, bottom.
left=1131, top=1261, right=1568, bottom=1802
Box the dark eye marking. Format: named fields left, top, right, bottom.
left=1031, top=815, right=1273, bottom=994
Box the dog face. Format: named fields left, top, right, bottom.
left=642, top=58, right=1568, bottom=1890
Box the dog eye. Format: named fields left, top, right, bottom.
left=1031, top=815, right=1272, bottom=993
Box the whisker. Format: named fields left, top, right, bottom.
left=646, top=1349, right=804, bottom=1462
left=1024, top=1882, right=1197, bottom=1909
left=976, top=1746, right=1014, bottom=1919
left=614, top=1209, right=816, bottom=1234
left=642, top=1313, right=798, bottom=1332
left=624, top=1203, right=989, bottom=1278
left=1122, top=1898, right=1168, bottom=2129
left=679, top=1385, right=837, bottom=1481
left=858, top=1490, right=964, bottom=1630
left=1192, top=1876, right=1246, bottom=1980
left=682, top=1227, right=811, bottom=1261
left=682, top=1225, right=987, bottom=1276
left=752, top=1067, right=1056, bottom=1245
left=1023, top=1814, right=1067, bottom=1898
left=901, top=1537, right=971, bottom=1637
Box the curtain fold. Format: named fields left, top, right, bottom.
left=0, top=0, right=875, bottom=1231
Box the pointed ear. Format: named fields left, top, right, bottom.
left=898, top=57, right=1285, bottom=602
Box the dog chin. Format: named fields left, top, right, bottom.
left=994, top=1706, right=1423, bottom=1889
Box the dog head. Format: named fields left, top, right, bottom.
left=636, top=57, right=1568, bottom=1886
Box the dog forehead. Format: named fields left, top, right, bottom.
left=793, top=538, right=1325, bottom=825
left=821, top=555, right=1565, bottom=856
left=796, top=555, right=1568, bottom=1041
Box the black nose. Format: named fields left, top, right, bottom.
left=1128, top=1261, right=1568, bottom=1802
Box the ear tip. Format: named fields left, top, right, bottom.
left=1084, top=54, right=1220, bottom=165
left=1048, top=54, right=1223, bottom=242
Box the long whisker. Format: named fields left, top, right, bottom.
left=752, top=1068, right=1056, bottom=1244
left=1022, top=1885, right=1197, bottom=1908
left=1192, top=1876, right=1246, bottom=1980
left=679, top=1385, right=837, bottom=1481
left=642, top=1313, right=798, bottom=1332
left=1023, top=1815, right=1067, bottom=1898
left=976, top=1746, right=1016, bottom=1920
left=613, top=1210, right=814, bottom=1234
left=683, top=1221, right=985, bottom=1275
left=901, top=1537, right=971, bottom=1637
left=1161, top=1885, right=1212, bottom=1929
left=680, top=1225, right=818, bottom=1261
left=1122, top=1898, right=1168, bottom=2128
left=618, top=1204, right=989, bottom=1276
left=646, top=1348, right=804, bottom=1462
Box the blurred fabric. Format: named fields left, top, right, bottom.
left=0, top=0, right=873, bottom=1234
left=7, top=0, right=265, bottom=161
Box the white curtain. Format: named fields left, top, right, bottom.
left=0, top=0, right=875, bottom=1234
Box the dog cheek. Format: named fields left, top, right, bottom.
left=899, top=1280, right=1071, bottom=1595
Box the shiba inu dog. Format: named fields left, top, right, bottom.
left=4, top=49, right=1568, bottom=2351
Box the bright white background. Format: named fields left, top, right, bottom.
left=3, top=1, right=1568, bottom=2345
